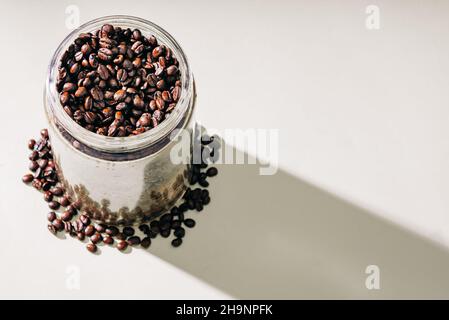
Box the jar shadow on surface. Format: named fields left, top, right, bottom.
left=146, top=141, right=449, bottom=299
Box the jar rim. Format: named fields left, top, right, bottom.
left=45, top=15, right=194, bottom=153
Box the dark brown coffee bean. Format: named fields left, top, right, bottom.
left=98, top=47, right=113, bottom=61
left=43, top=191, right=53, bottom=202
left=80, top=214, right=90, bottom=225
left=90, top=232, right=102, bottom=244
left=171, top=238, right=182, bottom=247
left=90, top=86, right=104, bottom=101
left=97, top=64, right=110, bottom=80
left=47, top=211, right=57, bottom=222
left=113, top=89, right=126, bottom=101
left=141, top=237, right=151, bottom=248
left=206, top=167, right=218, bottom=177
left=103, top=235, right=114, bottom=245
left=117, top=240, right=128, bottom=251
left=166, top=65, right=178, bottom=76
left=105, top=226, right=119, bottom=236
left=61, top=210, right=72, bottom=222
left=86, top=243, right=97, bottom=253
left=28, top=139, right=36, bottom=150
left=48, top=201, right=60, bottom=210
left=59, top=196, right=70, bottom=207
left=22, top=174, right=34, bottom=183
left=77, top=232, right=85, bottom=241
left=123, top=226, right=135, bottom=237
left=52, top=218, right=64, bottom=231
left=48, top=224, right=57, bottom=235
left=127, top=236, right=141, bottom=246
left=85, top=225, right=95, bottom=237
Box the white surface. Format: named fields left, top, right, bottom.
left=1, top=0, right=449, bottom=298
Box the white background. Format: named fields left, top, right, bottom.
left=1, top=0, right=449, bottom=299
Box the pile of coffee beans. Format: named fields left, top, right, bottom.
left=23, top=129, right=218, bottom=253
left=57, top=24, right=182, bottom=136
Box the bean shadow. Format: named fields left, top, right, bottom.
left=146, top=143, right=449, bottom=299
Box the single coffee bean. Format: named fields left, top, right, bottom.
left=105, top=226, right=119, bottom=236
left=86, top=243, right=97, bottom=253
left=43, top=191, right=53, bottom=202
left=80, top=214, right=90, bottom=225
left=174, top=227, right=185, bottom=238
left=171, top=238, right=182, bottom=247
left=50, top=186, right=63, bottom=196
left=141, top=237, right=151, bottom=249
left=28, top=139, right=36, bottom=150
left=127, top=236, right=141, bottom=246
left=60, top=196, right=70, bottom=207
left=29, top=161, right=39, bottom=172
left=117, top=240, right=128, bottom=251
left=22, top=174, right=34, bottom=183
left=47, top=211, right=57, bottom=222
left=206, top=167, right=218, bottom=177
left=183, top=218, right=196, bottom=228
left=77, top=232, right=85, bottom=241
left=90, top=232, right=103, bottom=244
left=123, top=226, right=135, bottom=237
left=103, top=235, right=114, bottom=245
left=94, top=223, right=106, bottom=233
left=61, top=210, right=72, bottom=222
left=160, top=229, right=170, bottom=238
left=48, top=201, right=60, bottom=210
left=85, top=225, right=95, bottom=237
left=48, top=224, right=57, bottom=235
left=52, top=218, right=64, bottom=231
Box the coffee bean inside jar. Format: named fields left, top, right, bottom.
left=44, top=16, right=196, bottom=225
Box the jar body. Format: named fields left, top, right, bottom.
left=44, top=16, right=195, bottom=225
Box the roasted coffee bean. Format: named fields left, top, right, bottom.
left=28, top=139, right=36, bottom=150
left=103, top=235, right=114, bottom=245
left=138, top=224, right=150, bottom=233
left=86, top=243, right=97, bottom=253
left=171, top=238, right=182, bottom=247
left=117, top=240, right=128, bottom=251
left=206, top=167, right=218, bottom=177
left=22, top=174, right=34, bottom=183
left=48, top=224, right=57, bottom=235
left=48, top=201, right=60, bottom=210
left=127, top=236, right=141, bottom=246
left=61, top=210, right=72, bottom=222
left=140, top=237, right=151, bottom=249
left=116, top=233, right=127, bottom=241
left=28, top=151, right=38, bottom=161
left=174, top=227, right=185, bottom=238
left=77, top=232, right=85, bottom=241
left=52, top=218, right=64, bottom=231
left=43, top=191, right=53, bottom=202
left=199, top=179, right=209, bottom=188
left=94, top=223, right=106, bottom=233
left=160, top=229, right=170, bottom=238
left=50, top=186, right=63, bottom=196
left=29, top=161, right=39, bottom=172
left=60, top=196, right=70, bottom=207
left=171, top=220, right=182, bottom=229
left=80, top=214, right=90, bottom=225
left=85, top=225, right=95, bottom=237
left=183, top=218, right=195, bottom=228
left=47, top=211, right=57, bottom=222
left=105, top=226, right=119, bottom=236
left=123, top=226, right=135, bottom=237
left=90, top=232, right=103, bottom=244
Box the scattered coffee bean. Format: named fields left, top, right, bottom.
left=183, top=218, right=195, bottom=228
left=22, top=174, right=34, bottom=184
left=105, top=226, right=119, bottom=236
left=85, top=225, right=95, bottom=237
left=103, top=235, right=114, bottom=245
left=60, top=196, right=70, bottom=207
left=117, top=240, right=128, bottom=251
left=123, top=226, right=135, bottom=237
left=141, top=237, right=151, bottom=249
left=43, top=191, right=53, bottom=202
left=174, top=227, right=185, bottom=238
left=206, top=167, right=218, bottom=177
left=28, top=139, right=36, bottom=150
left=90, top=232, right=103, bottom=244
left=87, top=243, right=97, bottom=253
left=61, top=210, right=72, bottom=222
left=48, top=201, right=60, bottom=210
left=47, top=211, right=57, bottom=222
left=127, top=236, right=141, bottom=246
left=171, top=238, right=182, bottom=247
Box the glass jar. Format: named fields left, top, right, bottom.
left=44, top=15, right=195, bottom=225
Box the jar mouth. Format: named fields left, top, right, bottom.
left=45, top=15, right=194, bottom=153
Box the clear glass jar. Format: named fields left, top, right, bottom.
left=44, top=15, right=195, bottom=225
